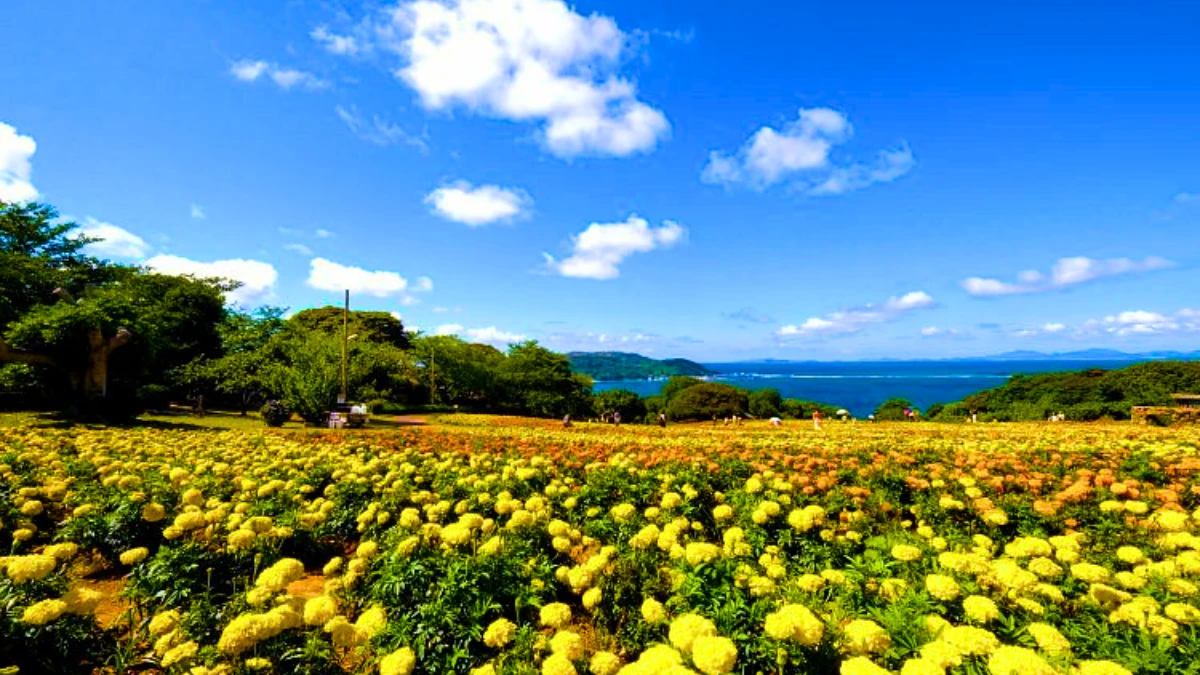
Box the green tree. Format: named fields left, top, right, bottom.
left=267, top=332, right=341, bottom=425
left=499, top=341, right=594, bottom=417
left=748, top=388, right=783, bottom=418
left=594, top=389, right=646, bottom=422
left=874, top=398, right=916, bottom=421
left=288, top=306, right=410, bottom=349
left=2, top=269, right=227, bottom=417
left=661, top=376, right=704, bottom=402
left=411, top=335, right=504, bottom=407
left=665, top=382, right=748, bottom=421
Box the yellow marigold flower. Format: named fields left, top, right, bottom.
left=44, top=542, right=78, bottom=561
left=712, top=504, right=734, bottom=521
left=255, top=557, right=304, bottom=592
left=1026, top=557, right=1063, bottom=579
left=1165, top=602, right=1200, bottom=624
left=540, top=603, right=572, bottom=629
left=1072, top=562, right=1111, bottom=583
left=244, top=657, right=271, bottom=670
left=940, top=625, right=1000, bottom=656
left=6, top=554, right=56, bottom=583
left=471, top=664, right=497, bottom=675
left=641, top=597, right=667, bottom=624
left=839, top=656, right=890, bottom=675
left=542, top=653, right=577, bottom=675
left=1088, top=583, right=1131, bottom=607
left=20, top=500, right=44, bottom=516
left=227, top=529, right=256, bottom=549
left=303, top=595, right=337, bottom=627
left=1114, top=571, right=1146, bottom=590
left=691, top=636, right=737, bottom=675
left=119, top=547, right=149, bottom=566
left=669, top=613, right=717, bottom=654
left=795, top=573, right=825, bottom=593
left=62, top=585, right=103, bottom=614
left=149, top=609, right=182, bottom=636
left=1116, top=546, right=1146, bottom=565
left=880, top=578, right=908, bottom=602
left=900, top=658, right=944, bottom=675
left=590, top=650, right=621, bottom=675
left=324, top=615, right=363, bottom=649
left=924, top=614, right=951, bottom=637
left=160, top=640, right=199, bottom=668
left=173, top=511, right=207, bottom=531
left=925, top=574, right=960, bottom=601
left=841, top=619, right=890, bottom=656
left=685, top=542, right=722, bottom=567
left=891, top=544, right=923, bottom=562
left=550, top=630, right=584, bottom=660
left=22, top=598, right=67, bottom=625
left=987, top=645, right=1055, bottom=675
left=379, top=647, right=416, bottom=675
left=1026, top=622, right=1070, bottom=654
left=583, top=587, right=603, bottom=611
left=1074, top=660, right=1133, bottom=675
left=355, top=605, right=387, bottom=638
left=1004, top=537, right=1052, bottom=559
left=484, top=617, right=517, bottom=648
left=919, top=639, right=963, bottom=668
left=323, top=557, right=343, bottom=576
left=982, top=509, right=1009, bottom=526
left=962, top=595, right=1000, bottom=623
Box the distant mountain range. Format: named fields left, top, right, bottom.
left=733, top=350, right=1200, bottom=364
left=568, top=352, right=713, bottom=381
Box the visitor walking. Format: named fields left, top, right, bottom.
left=563, top=414, right=572, bottom=428
left=813, top=409, right=822, bottom=430
left=613, top=411, right=621, bottom=426
left=658, top=412, right=667, bottom=427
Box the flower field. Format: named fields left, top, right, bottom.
left=4, top=418, right=1200, bottom=675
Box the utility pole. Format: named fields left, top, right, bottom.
left=339, top=289, right=349, bottom=405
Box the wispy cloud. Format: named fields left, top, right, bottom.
left=283, top=243, right=313, bottom=256
left=778, top=291, right=935, bottom=338
left=1080, top=309, right=1200, bottom=336
left=77, top=218, right=152, bottom=259
left=543, top=215, right=685, bottom=280
left=334, top=105, right=427, bottom=151
left=723, top=308, right=773, bottom=324
left=190, top=204, right=205, bottom=220
left=230, top=59, right=328, bottom=91
left=702, top=108, right=913, bottom=194
left=962, top=256, right=1174, bottom=297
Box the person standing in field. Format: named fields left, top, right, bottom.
left=813, top=409, right=822, bottom=430
left=613, top=411, right=621, bottom=426
left=658, top=412, right=667, bottom=427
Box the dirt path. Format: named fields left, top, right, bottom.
left=391, top=415, right=428, bottom=426
left=78, top=578, right=129, bottom=629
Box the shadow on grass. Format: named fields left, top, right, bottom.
left=0, top=408, right=429, bottom=431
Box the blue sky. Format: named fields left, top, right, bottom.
left=2, top=0, right=1198, bottom=361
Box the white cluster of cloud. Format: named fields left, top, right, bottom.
left=1081, top=309, right=1200, bottom=336
left=0, top=122, right=38, bottom=203
left=702, top=108, right=914, bottom=194
left=230, top=60, right=328, bottom=90
left=778, top=291, right=935, bottom=338
left=145, top=254, right=280, bottom=307
left=425, top=181, right=530, bottom=226
left=306, top=257, right=426, bottom=300
left=543, top=215, right=685, bottom=280
left=434, top=324, right=526, bottom=346
left=920, top=326, right=966, bottom=338
left=962, top=256, right=1173, bottom=297
left=364, top=0, right=668, bottom=157
left=190, top=204, right=205, bottom=219
left=77, top=218, right=151, bottom=259
left=311, top=26, right=364, bottom=56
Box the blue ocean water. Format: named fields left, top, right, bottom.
left=593, top=360, right=1139, bottom=417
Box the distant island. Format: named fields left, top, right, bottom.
left=568, top=351, right=713, bottom=381
left=733, top=349, right=1200, bottom=364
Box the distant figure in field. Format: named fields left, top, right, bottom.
left=563, top=414, right=572, bottom=428
left=970, top=409, right=977, bottom=423
left=658, top=412, right=667, bottom=427
left=770, top=416, right=782, bottom=427
left=868, top=414, right=875, bottom=422
left=613, top=411, right=621, bottom=426
left=813, top=410, right=822, bottom=430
